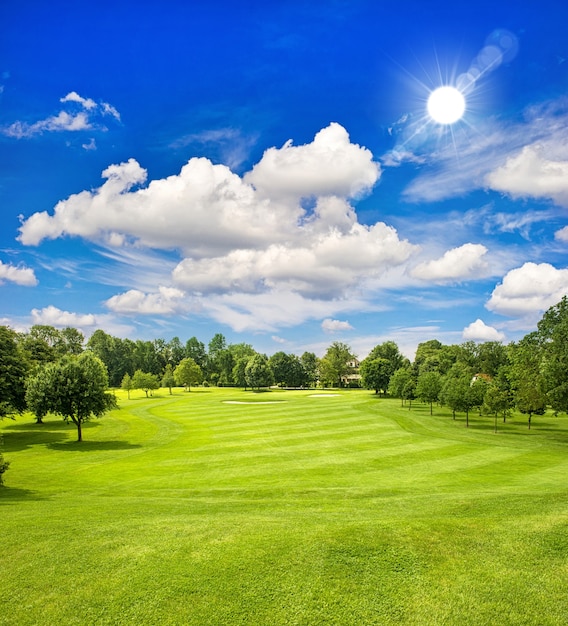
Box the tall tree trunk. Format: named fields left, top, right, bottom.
left=76, top=419, right=82, bottom=442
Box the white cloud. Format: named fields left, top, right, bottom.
left=105, top=286, right=189, bottom=315
left=272, top=335, right=287, bottom=344
left=486, top=262, right=568, bottom=317
left=0, top=260, right=38, bottom=286
left=19, top=124, right=417, bottom=320
left=321, top=318, right=353, bottom=333
left=555, top=226, right=568, bottom=242
left=245, top=122, right=380, bottom=200
left=200, top=290, right=367, bottom=333
left=2, top=92, right=120, bottom=138
left=398, top=97, right=568, bottom=203
left=486, top=144, right=568, bottom=207
left=30, top=305, right=133, bottom=337
left=60, top=91, right=97, bottom=110
left=462, top=319, right=506, bottom=342
left=410, top=244, right=489, bottom=283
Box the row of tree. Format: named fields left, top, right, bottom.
left=3, top=297, right=568, bottom=455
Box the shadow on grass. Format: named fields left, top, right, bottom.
left=1, top=420, right=72, bottom=452
left=0, top=486, right=49, bottom=503
left=47, top=440, right=142, bottom=451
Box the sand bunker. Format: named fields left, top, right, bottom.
left=308, top=394, right=341, bottom=397
left=223, top=400, right=287, bottom=405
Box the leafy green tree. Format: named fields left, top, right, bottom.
left=300, top=352, right=319, bottom=388
left=0, top=326, right=29, bottom=419
left=483, top=380, right=512, bottom=433
left=366, top=341, right=407, bottom=384
left=233, top=356, right=252, bottom=389
left=269, top=352, right=308, bottom=388
left=121, top=372, right=133, bottom=399
left=508, top=333, right=547, bottom=429
left=319, top=342, right=354, bottom=387
left=537, top=296, right=568, bottom=413
left=161, top=364, right=176, bottom=394
left=58, top=327, right=84, bottom=355
left=167, top=336, right=186, bottom=368
left=174, top=358, right=203, bottom=391
left=186, top=337, right=207, bottom=370
left=416, top=371, right=443, bottom=415
left=132, top=370, right=160, bottom=398
left=26, top=353, right=117, bottom=441
left=360, top=357, right=391, bottom=394
left=388, top=367, right=414, bottom=405
left=440, top=375, right=473, bottom=423
left=402, top=378, right=416, bottom=408
left=245, top=354, right=274, bottom=390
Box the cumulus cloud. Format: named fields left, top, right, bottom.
left=410, top=244, right=489, bottom=283
left=20, top=123, right=417, bottom=326
left=486, top=262, right=568, bottom=317
left=2, top=91, right=120, bottom=138
left=105, top=286, right=188, bottom=315
left=245, top=122, right=380, bottom=200
left=321, top=318, right=353, bottom=333
left=462, top=319, right=505, bottom=342
left=555, top=226, right=568, bottom=242
left=486, top=144, right=568, bottom=207
left=30, top=305, right=132, bottom=336
left=0, top=260, right=38, bottom=286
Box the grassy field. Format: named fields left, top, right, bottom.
left=1, top=387, right=568, bottom=625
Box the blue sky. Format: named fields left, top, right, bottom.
left=2, top=0, right=568, bottom=359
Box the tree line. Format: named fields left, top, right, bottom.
left=2, top=296, right=568, bottom=480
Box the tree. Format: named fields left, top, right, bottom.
left=0, top=326, right=29, bottom=419
left=360, top=357, right=391, bottom=394
left=416, top=371, right=443, bottom=415
left=508, top=333, right=547, bottom=429
left=233, top=356, right=252, bottom=389
left=440, top=375, right=473, bottom=424
left=269, top=352, right=308, bottom=388
left=300, top=352, right=319, bottom=388
left=132, top=370, right=160, bottom=398
left=537, top=296, right=568, bottom=413
left=121, top=372, right=134, bottom=399
left=388, top=368, right=414, bottom=405
left=26, top=353, right=117, bottom=441
left=483, top=380, right=512, bottom=433
left=186, top=337, right=207, bottom=370
left=245, top=354, right=274, bottom=390
left=161, top=364, right=176, bottom=394
left=319, top=342, right=354, bottom=387
left=366, top=341, right=407, bottom=387
left=174, top=358, right=203, bottom=391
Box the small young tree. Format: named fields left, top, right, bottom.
left=174, top=358, right=203, bottom=391
left=121, top=372, right=133, bottom=399
left=416, top=371, right=443, bottom=415
left=132, top=370, right=160, bottom=397
left=161, top=364, right=176, bottom=395
left=388, top=368, right=414, bottom=405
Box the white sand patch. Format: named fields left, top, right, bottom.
left=223, top=400, right=287, bottom=405
left=308, top=394, right=341, bottom=397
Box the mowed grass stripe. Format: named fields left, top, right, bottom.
left=3, top=388, right=568, bottom=625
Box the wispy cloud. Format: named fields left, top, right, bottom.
left=1, top=91, right=120, bottom=139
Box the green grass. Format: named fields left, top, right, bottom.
left=2, top=387, right=568, bottom=625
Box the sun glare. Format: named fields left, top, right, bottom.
left=427, top=86, right=466, bottom=125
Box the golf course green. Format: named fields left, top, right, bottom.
left=1, top=387, right=567, bottom=625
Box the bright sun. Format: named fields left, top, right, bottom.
left=427, top=86, right=466, bottom=124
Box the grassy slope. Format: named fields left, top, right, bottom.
left=1, top=388, right=568, bottom=625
